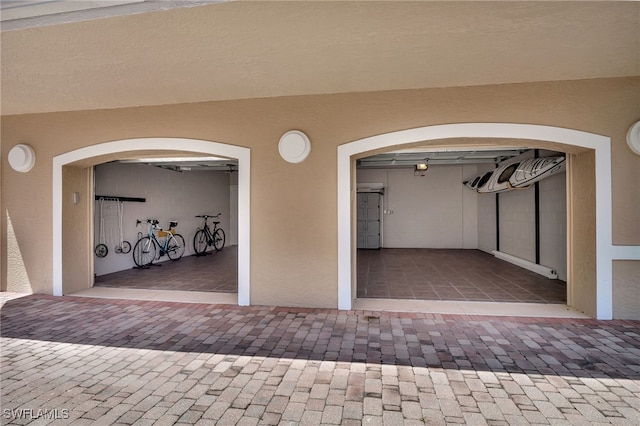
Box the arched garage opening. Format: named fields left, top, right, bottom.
left=355, top=146, right=568, bottom=305
left=53, top=138, right=250, bottom=305
left=338, top=123, right=613, bottom=319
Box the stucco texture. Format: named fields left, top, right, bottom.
left=1, top=78, right=639, bottom=311
left=613, top=260, right=640, bottom=320
left=3, top=2, right=638, bottom=116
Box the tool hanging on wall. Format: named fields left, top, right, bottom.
left=94, top=196, right=144, bottom=258
left=114, top=200, right=131, bottom=254
left=95, top=198, right=110, bottom=257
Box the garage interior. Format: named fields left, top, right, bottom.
left=356, top=146, right=568, bottom=305
left=91, top=146, right=567, bottom=306
left=92, top=157, right=239, bottom=294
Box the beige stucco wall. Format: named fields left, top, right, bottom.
left=567, top=151, right=597, bottom=317
left=62, top=166, right=93, bottom=294
left=2, top=77, right=639, bottom=311
left=613, top=260, right=640, bottom=320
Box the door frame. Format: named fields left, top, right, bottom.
left=53, top=137, right=251, bottom=305
left=337, top=123, right=613, bottom=319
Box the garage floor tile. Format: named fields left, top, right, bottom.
left=357, top=249, right=567, bottom=304
left=95, top=246, right=238, bottom=293
left=95, top=247, right=566, bottom=306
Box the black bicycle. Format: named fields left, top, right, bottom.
left=193, top=214, right=226, bottom=255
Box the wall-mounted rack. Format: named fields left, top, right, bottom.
left=95, top=195, right=146, bottom=203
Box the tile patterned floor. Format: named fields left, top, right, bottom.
left=95, top=246, right=238, bottom=293
left=357, top=249, right=567, bottom=304
left=96, top=247, right=566, bottom=306
left=1, top=293, right=639, bottom=425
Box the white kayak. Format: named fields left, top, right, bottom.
left=464, top=156, right=565, bottom=193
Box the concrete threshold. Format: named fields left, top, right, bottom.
left=69, top=287, right=238, bottom=305
left=354, top=298, right=591, bottom=318
left=70, top=288, right=590, bottom=318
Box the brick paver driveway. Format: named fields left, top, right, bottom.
left=1, top=293, right=639, bottom=425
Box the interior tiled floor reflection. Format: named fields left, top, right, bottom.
left=95, top=246, right=237, bottom=293
left=96, top=246, right=566, bottom=303
left=357, top=248, right=566, bottom=303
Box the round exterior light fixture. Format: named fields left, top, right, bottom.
left=627, top=120, right=640, bottom=156
left=278, top=130, right=311, bottom=163
left=8, top=144, right=36, bottom=172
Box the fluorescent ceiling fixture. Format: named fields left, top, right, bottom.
left=122, top=156, right=228, bottom=163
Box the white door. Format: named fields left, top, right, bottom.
left=357, top=192, right=381, bottom=249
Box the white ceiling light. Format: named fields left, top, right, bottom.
left=278, top=130, right=311, bottom=164
left=415, top=163, right=428, bottom=171
left=8, top=143, right=36, bottom=172
left=626, top=120, right=640, bottom=156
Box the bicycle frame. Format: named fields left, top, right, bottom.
left=133, top=219, right=185, bottom=267
left=146, top=224, right=177, bottom=257
left=194, top=214, right=225, bottom=254
left=199, top=220, right=214, bottom=242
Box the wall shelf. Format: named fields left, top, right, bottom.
left=95, top=195, right=146, bottom=203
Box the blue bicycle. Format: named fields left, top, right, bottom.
left=133, top=219, right=185, bottom=267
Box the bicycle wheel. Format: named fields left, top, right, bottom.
left=133, top=237, right=156, bottom=267
left=115, top=241, right=131, bottom=255
left=213, top=228, right=226, bottom=251
left=95, top=244, right=108, bottom=258
left=193, top=229, right=209, bottom=255
left=167, top=234, right=186, bottom=260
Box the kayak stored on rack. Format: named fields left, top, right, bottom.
left=464, top=155, right=565, bottom=194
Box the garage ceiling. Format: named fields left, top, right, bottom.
left=2, top=1, right=638, bottom=116
left=357, top=148, right=527, bottom=169
left=116, top=147, right=529, bottom=171
left=117, top=156, right=238, bottom=172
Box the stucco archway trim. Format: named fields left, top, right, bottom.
left=53, top=138, right=251, bottom=306
left=338, top=123, right=613, bottom=319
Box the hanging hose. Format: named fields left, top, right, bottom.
left=95, top=198, right=108, bottom=257
left=114, top=200, right=131, bottom=254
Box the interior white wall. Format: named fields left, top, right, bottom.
left=539, top=172, right=567, bottom=280
left=94, top=162, right=231, bottom=276
left=496, top=150, right=535, bottom=263
left=461, top=164, right=479, bottom=249
left=475, top=152, right=567, bottom=281
left=356, top=157, right=566, bottom=281
left=357, top=164, right=478, bottom=248
left=499, top=188, right=536, bottom=262
left=228, top=169, right=239, bottom=246
left=476, top=164, right=497, bottom=253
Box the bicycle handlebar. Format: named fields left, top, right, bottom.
left=136, top=219, right=159, bottom=226
left=195, top=213, right=221, bottom=219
